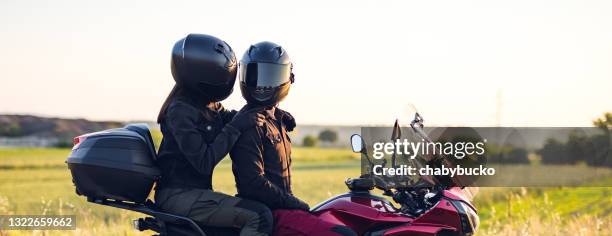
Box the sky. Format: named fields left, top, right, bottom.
left=0, top=0, right=610, bottom=126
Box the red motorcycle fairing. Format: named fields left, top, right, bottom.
left=311, top=192, right=412, bottom=235
left=374, top=223, right=456, bottom=236
left=311, top=191, right=466, bottom=236
left=411, top=198, right=462, bottom=228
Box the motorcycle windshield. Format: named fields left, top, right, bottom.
left=384, top=104, right=484, bottom=189
left=462, top=186, right=479, bottom=202
left=379, top=104, right=438, bottom=188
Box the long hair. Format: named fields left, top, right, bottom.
left=157, top=85, right=217, bottom=124
left=157, top=85, right=179, bottom=124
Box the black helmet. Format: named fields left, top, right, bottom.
left=239, top=41, right=295, bottom=106
left=171, top=34, right=237, bottom=102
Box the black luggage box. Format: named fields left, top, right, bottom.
left=67, top=124, right=161, bottom=203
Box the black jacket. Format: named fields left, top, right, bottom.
left=157, top=96, right=239, bottom=190
left=230, top=106, right=308, bottom=210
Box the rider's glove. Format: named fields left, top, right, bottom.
left=229, top=108, right=265, bottom=131
left=288, top=197, right=310, bottom=211
left=280, top=110, right=296, bottom=132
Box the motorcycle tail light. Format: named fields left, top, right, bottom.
left=72, top=136, right=87, bottom=150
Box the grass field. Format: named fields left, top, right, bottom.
left=0, top=148, right=610, bottom=235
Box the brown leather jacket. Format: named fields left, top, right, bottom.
left=230, top=106, right=309, bottom=210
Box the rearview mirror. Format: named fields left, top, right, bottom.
left=350, top=134, right=365, bottom=153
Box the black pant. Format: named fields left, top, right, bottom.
left=155, top=188, right=273, bottom=236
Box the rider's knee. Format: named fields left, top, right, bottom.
left=236, top=199, right=273, bottom=234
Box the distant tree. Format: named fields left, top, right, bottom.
left=537, top=113, right=612, bottom=166
left=591, top=112, right=612, bottom=167
left=486, top=144, right=529, bottom=164
left=0, top=123, right=22, bottom=137
left=302, top=135, right=318, bottom=147
left=593, top=112, right=612, bottom=133
left=585, top=134, right=610, bottom=167
left=538, top=138, right=568, bottom=164
left=565, top=131, right=592, bottom=164
left=318, top=129, right=338, bottom=143
left=505, top=148, right=529, bottom=164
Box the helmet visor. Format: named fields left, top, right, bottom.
left=240, top=62, right=291, bottom=87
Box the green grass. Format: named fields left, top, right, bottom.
left=474, top=186, right=612, bottom=235
left=0, top=148, right=611, bottom=235
left=0, top=147, right=361, bottom=236
left=0, top=148, right=68, bottom=169
left=482, top=164, right=612, bottom=187
left=0, top=147, right=358, bottom=167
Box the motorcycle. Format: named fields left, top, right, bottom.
left=309, top=119, right=479, bottom=235
left=67, top=107, right=478, bottom=236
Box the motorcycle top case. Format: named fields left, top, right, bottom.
left=66, top=124, right=161, bottom=203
